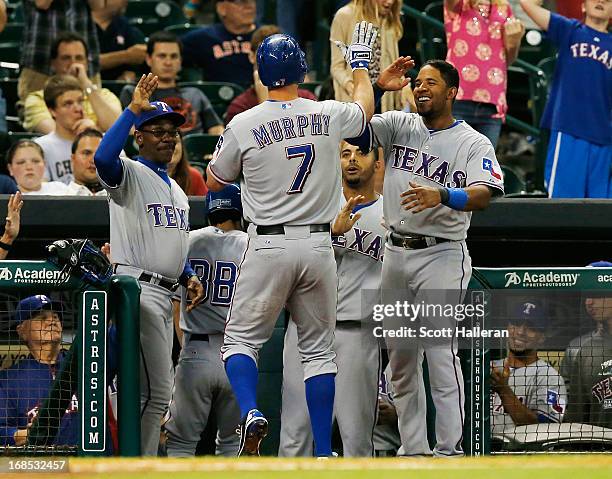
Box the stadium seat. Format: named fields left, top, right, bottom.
left=101, top=80, right=131, bottom=98
left=500, top=165, right=526, bottom=196
left=299, top=82, right=322, bottom=98
left=422, top=1, right=447, bottom=61
left=182, top=133, right=220, bottom=173
left=0, top=42, right=20, bottom=65
left=0, top=23, right=24, bottom=43
left=7, top=131, right=40, bottom=143
left=537, top=56, right=557, bottom=90
left=125, top=0, right=187, bottom=36
left=177, top=81, right=244, bottom=118
left=0, top=77, right=19, bottom=117
left=164, top=23, right=201, bottom=38
left=7, top=2, right=23, bottom=22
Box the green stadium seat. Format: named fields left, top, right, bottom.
left=7, top=131, right=40, bottom=144
left=0, top=23, right=24, bottom=43
left=125, top=0, right=187, bottom=36
left=178, top=81, right=244, bottom=118
left=422, top=1, right=447, bottom=61
left=0, top=42, right=20, bottom=65
left=178, top=67, right=203, bottom=82
left=0, top=78, right=19, bottom=117
left=518, top=30, right=555, bottom=65
left=164, top=23, right=201, bottom=38
left=182, top=133, right=220, bottom=172
left=101, top=80, right=131, bottom=98
left=7, top=2, right=23, bottom=22
left=299, top=81, right=322, bottom=98
left=500, top=165, right=526, bottom=196
left=537, top=56, right=557, bottom=90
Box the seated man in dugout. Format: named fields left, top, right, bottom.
left=0, top=295, right=78, bottom=447
left=490, top=301, right=567, bottom=434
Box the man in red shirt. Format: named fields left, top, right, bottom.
left=224, top=25, right=317, bottom=124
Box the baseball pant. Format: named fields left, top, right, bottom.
left=139, top=282, right=175, bottom=456
left=222, top=226, right=338, bottom=380
left=279, top=320, right=380, bottom=457
left=381, top=240, right=471, bottom=457
left=165, top=332, right=240, bottom=456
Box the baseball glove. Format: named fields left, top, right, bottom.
left=46, top=238, right=112, bottom=287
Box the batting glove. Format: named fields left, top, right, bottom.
left=334, top=21, right=378, bottom=71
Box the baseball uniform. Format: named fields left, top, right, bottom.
left=279, top=195, right=384, bottom=457
left=165, top=226, right=246, bottom=457
left=356, top=112, right=504, bottom=456
left=490, top=358, right=567, bottom=434
left=561, top=330, right=612, bottom=428
left=95, top=104, right=195, bottom=456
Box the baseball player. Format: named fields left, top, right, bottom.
left=164, top=184, right=246, bottom=457
left=205, top=24, right=409, bottom=457
left=348, top=59, right=504, bottom=456
left=520, top=0, right=611, bottom=198
left=94, top=73, right=205, bottom=456
left=490, top=301, right=567, bottom=435
left=278, top=141, right=384, bottom=457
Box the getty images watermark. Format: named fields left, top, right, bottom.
left=370, top=299, right=506, bottom=339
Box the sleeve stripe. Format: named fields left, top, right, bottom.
left=467, top=181, right=505, bottom=194
left=368, top=123, right=373, bottom=152
left=208, top=165, right=234, bottom=185
left=355, top=102, right=366, bottom=137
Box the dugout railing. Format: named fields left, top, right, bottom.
left=0, top=260, right=141, bottom=456
left=465, top=267, right=612, bottom=455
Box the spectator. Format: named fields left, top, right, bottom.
left=24, top=32, right=122, bottom=134
left=168, top=134, right=208, bottom=196
left=181, top=0, right=257, bottom=89
left=0, top=191, right=23, bottom=260
left=33, top=75, right=98, bottom=184
left=0, top=295, right=78, bottom=447
left=66, top=129, right=107, bottom=196
left=0, top=174, right=18, bottom=194
left=520, top=0, right=612, bottom=198
left=18, top=0, right=104, bottom=101
left=444, top=0, right=525, bottom=147
left=561, top=287, right=612, bottom=428
left=225, top=25, right=317, bottom=124
left=6, top=140, right=69, bottom=194
left=93, top=0, right=147, bottom=82
left=331, top=1, right=415, bottom=113
left=490, top=301, right=567, bottom=433
left=120, top=32, right=224, bottom=135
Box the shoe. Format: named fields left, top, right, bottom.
left=237, top=409, right=268, bottom=456
left=316, top=452, right=339, bottom=460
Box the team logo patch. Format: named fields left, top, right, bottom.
left=547, top=389, right=564, bottom=414
left=281, top=102, right=293, bottom=110
left=482, top=158, right=502, bottom=180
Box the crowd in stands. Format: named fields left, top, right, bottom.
left=0, top=0, right=609, bottom=199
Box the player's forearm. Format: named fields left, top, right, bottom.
left=519, top=0, right=550, bottom=31
left=463, top=185, right=493, bottom=211
left=100, top=51, right=131, bottom=70
left=352, top=69, right=375, bottom=122
left=94, top=109, right=134, bottom=185
left=497, top=386, right=539, bottom=425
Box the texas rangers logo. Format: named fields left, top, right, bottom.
left=522, top=302, right=536, bottom=315
left=482, top=158, right=502, bottom=180
left=546, top=389, right=564, bottom=414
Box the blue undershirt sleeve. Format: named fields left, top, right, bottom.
left=94, top=109, right=136, bottom=187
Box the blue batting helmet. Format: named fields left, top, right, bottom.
left=257, top=34, right=309, bottom=88
left=206, top=183, right=242, bottom=217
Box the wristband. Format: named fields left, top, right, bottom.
left=441, top=188, right=468, bottom=211
left=0, top=241, right=12, bottom=251
left=373, top=82, right=385, bottom=107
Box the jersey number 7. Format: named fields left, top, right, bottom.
left=286, top=143, right=315, bottom=194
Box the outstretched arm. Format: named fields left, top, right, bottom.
left=519, top=0, right=550, bottom=31
left=400, top=182, right=493, bottom=213
left=0, top=192, right=23, bottom=260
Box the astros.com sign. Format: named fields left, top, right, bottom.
left=504, top=271, right=580, bottom=288
left=0, top=266, right=69, bottom=284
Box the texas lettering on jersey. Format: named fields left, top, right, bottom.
left=569, top=43, right=612, bottom=69
left=251, top=113, right=331, bottom=149
left=332, top=227, right=384, bottom=262
left=146, top=203, right=189, bottom=231
left=390, top=144, right=466, bottom=187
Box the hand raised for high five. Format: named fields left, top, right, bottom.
left=128, top=73, right=159, bottom=116
left=376, top=56, right=416, bottom=92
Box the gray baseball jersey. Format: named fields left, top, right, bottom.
left=101, top=157, right=190, bottom=280
left=332, top=194, right=385, bottom=321
left=368, top=113, right=504, bottom=239
left=560, top=332, right=612, bottom=428
left=490, top=358, right=567, bottom=433
left=208, top=98, right=367, bottom=225
left=179, top=226, right=248, bottom=335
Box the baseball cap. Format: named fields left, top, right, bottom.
left=134, top=101, right=185, bottom=130
left=587, top=261, right=612, bottom=267
left=14, top=295, right=59, bottom=324
left=509, top=301, right=547, bottom=329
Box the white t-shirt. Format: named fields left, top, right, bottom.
left=34, top=132, right=73, bottom=184
left=65, top=181, right=107, bottom=196
left=21, top=181, right=70, bottom=195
